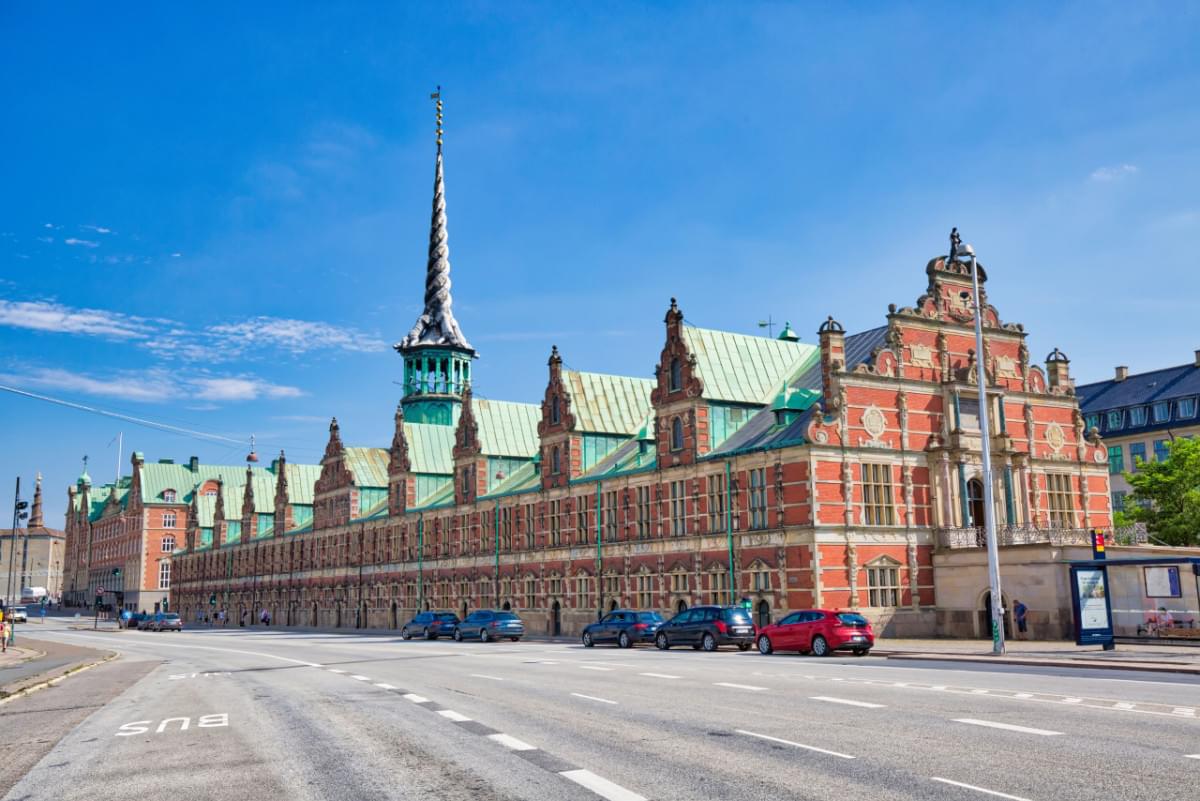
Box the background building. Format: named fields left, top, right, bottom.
left=1077, top=352, right=1200, bottom=514
left=1, top=476, right=65, bottom=603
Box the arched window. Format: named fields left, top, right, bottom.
left=162, top=489, right=177, bottom=503
left=669, top=358, right=682, bottom=392
left=551, top=395, right=560, bottom=424
left=671, top=417, right=684, bottom=451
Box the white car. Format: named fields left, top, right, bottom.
left=10, top=607, right=28, bottom=623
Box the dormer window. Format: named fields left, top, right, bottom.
left=671, top=417, right=684, bottom=451
left=162, top=489, right=177, bottom=503
left=1084, top=414, right=1100, bottom=431
left=1152, top=402, right=1171, bottom=423
left=669, top=358, right=682, bottom=392
left=1106, top=410, right=1124, bottom=431
left=1130, top=406, right=1149, bottom=427
left=551, top=395, right=560, bottom=424
left=1179, top=398, right=1198, bottom=419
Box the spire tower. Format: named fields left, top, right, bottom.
left=395, top=87, right=477, bottom=426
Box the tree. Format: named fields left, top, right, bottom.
left=1123, top=436, right=1200, bottom=546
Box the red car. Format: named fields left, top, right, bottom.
left=755, top=609, right=874, bottom=656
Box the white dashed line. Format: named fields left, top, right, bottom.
left=639, top=672, right=681, bottom=679
left=402, top=693, right=430, bottom=704
left=1062, top=697, right=1082, bottom=704
left=1114, top=702, right=1135, bottom=710
left=736, top=729, right=855, bottom=759
left=487, top=733, right=537, bottom=751
left=714, top=682, right=768, bottom=691
left=438, top=710, right=472, bottom=722
left=571, top=692, right=618, bottom=705
left=809, top=696, right=886, bottom=709
left=470, top=674, right=505, bottom=681
left=326, top=669, right=347, bottom=674
left=1185, top=754, right=1200, bottom=760
left=952, top=719, right=1062, bottom=736
left=350, top=675, right=370, bottom=681
left=374, top=683, right=397, bottom=690
left=970, top=689, right=990, bottom=695
left=931, top=777, right=1033, bottom=800
left=1173, top=708, right=1196, bottom=717
left=559, top=769, right=647, bottom=801
left=579, top=665, right=614, bottom=672
left=1014, top=692, right=1033, bottom=699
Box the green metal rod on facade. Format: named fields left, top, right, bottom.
left=726, top=460, right=736, bottom=605
left=417, top=516, right=424, bottom=611
left=595, top=481, right=603, bottom=618
left=494, top=501, right=500, bottom=607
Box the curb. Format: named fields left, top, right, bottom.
left=0, top=651, right=120, bottom=705
left=879, top=651, right=1200, bottom=675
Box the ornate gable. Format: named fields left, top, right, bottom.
left=388, top=403, right=412, bottom=475
left=650, top=298, right=703, bottom=405
left=241, top=465, right=256, bottom=521
left=538, top=346, right=576, bottom=435
left=453, top=387, right=482, bottom=460
left=315, top=418, right=354, bottom=495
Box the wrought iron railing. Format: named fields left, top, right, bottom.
left=936, top=524, right=1148, bottom=550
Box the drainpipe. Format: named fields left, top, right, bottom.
left=417, top=515, right=424, bottom=611
left=494, top=501, right=500, bottom=607
left=595, top=481, right=603, bottom=618
left=726, top=460, right=736, bottom=605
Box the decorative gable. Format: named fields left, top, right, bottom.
left=313, top=418, right=355, bottom=529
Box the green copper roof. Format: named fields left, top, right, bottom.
left=404, top=422, right=456, bottom=475
left=481, top=460, right=540, bottom=498
left=342, top=447, right=389, bottom=488
left=681, top=326, right=818, bottom=404
left=135, top=461, right=320, bottom=507
left=475, top=399, right=540, bottom=458
left=563, top=370, right=655, bottom=435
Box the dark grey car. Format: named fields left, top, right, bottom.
left=453, top=610, right=524, bottom=642
left=400, top=611, right=460, bottom=640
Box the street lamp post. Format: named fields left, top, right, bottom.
left=952, top=229, right=1006, bottom=656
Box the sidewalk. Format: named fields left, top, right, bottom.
left=871, top=637, right=1200, bottom=675
left=0, top=636, right=116, bottom=699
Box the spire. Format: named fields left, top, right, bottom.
left=29, top=472, right=43, bottom=527
left=397, top=86, right=473, bottom=354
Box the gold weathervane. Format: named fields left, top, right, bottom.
left=431, top=85, right=443, bottom=151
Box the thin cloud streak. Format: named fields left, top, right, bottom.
left=0, top=365, right=304, bottom=404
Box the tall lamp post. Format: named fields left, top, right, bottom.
left=951, top=229, right=1005, bottom=655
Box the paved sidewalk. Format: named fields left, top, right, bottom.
left=872, top=637, right=1200, bottom=674
left=0, top=636, right=115, bottom=697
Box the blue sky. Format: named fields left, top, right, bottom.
left=2, top=2, right=1198, bottom=527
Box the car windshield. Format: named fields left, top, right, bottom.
left=162, top=614, right=180, bottom=620
left=636, top=612, right=663, bottom=622
left=837, top=613, right=869, bottom=626
left=13, top=608, right=25, bottom=613
left=723, top=608, right=753, bottom=624
left=435, top=613, right=458, bottom=621
left=496, top=612, right=520, bottom=621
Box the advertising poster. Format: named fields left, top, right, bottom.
left=1075, top=569, right=1110, bottom=631
left=1144, top=566, right=1182, bottom=598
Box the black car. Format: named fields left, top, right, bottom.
left=654, top=605, right=756, bottom=652
left=453, top=610, right=524, bottom=642
left=400, top=611, right=460, bottom=640
left=581, top=609, right=664, bottom=648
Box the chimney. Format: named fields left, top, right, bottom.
left=817, top=316, right=846, bottom=410
left=188, top=455, right=199, bottom=472
left=1194, top=350, right=1200, bottom=368
left=1115, top=365, right=1128, bottom=382
left=1045, top=348, right=1072, bottom=390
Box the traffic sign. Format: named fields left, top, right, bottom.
left=209, top=594, right=217, bottom=606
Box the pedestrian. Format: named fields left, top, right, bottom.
left=1013, top=599, right=1029, bottom=639
left=240, top=609, right=247, bottom=627
left=0, top=609, right=6, bottom=654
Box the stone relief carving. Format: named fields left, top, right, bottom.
left=1045, top=422, right=1065, bottom=454
left=862, top=404, right=887, bottom=446
left=845, top=536, right=859, bottom=607
left=910, top=342, right=935, bottom=368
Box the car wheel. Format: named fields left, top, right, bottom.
left=738, top=643, right=751, bottom=651
left=401, top=630, right=411, bottom=640
left=423, top=628, right=432, bottom=640
left=757, top=635, right=773, bottom=655
left=481, top=628, right=490, bottom=643
left=618, top=631, right=632, bottom=649
left=853, top=648, right=869, bottom=657
left=510, top=637, right=520, bottom=642
left=453, top=629, right=463, bottom=642
left=655, top=632, right=670, bottom=650
left=702, top=633, right=717, bottom=652
left=811, top=635, right=830, bottom=657
left=582, top=631, right=594, bottom=647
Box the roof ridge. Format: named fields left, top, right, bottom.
left=564, top=368, right=656, bottom=384
left=1077, top=362, right=1196, bottom=389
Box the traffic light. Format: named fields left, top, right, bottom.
left=111, top=568, right=121, bottom=577
left=209, top=594, right=217, bottom=606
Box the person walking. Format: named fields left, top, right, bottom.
left=1013, top=599, right=1029, bottom=639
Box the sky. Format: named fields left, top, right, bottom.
left=2, top=2, right=1198, bottom=528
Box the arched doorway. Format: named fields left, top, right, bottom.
left=460, top=600, right=469, bottom=619
left=360, top=602, right=367, bottom=629
left=335, top=604, right=343, bottom=628
left=390, top=601, right=398, bottom=629
left=675, top=599, right=688, bottom=615
left=757, top=600, right=771, bottom=629
left=979, top=590, right=1012, bottom=640
left=551, top=601, right=562, bottom=636
left=609, top=599, right=618, bottom=612
left=311, top=603, right=318, bottom=627
left=502, top=600, right=511, bottom=611
left=966, top=478, right=986, bottom=530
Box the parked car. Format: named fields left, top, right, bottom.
left=453, top=610, right=524, bottom=642
left=755, top=609, right=874, bottom=656
left=148, top=613, right=183, bottom=632
left=124, top=612, right=148, bottom=630
left=9, top=607, right=27, bottom=623
left=654, top=605, right=756, bottom=652
left=581, top=609, right=664, bottom=648
left=400, top=611, right=461, bottom=640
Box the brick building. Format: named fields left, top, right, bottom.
left=1, top=476, right=65, bottom=603
left=168, top=125, right=1114, bottom=637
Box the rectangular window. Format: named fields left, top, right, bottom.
left=749, top=468, right=767, bottom=530
left=636, top=485, right=652, bottom=539
left=1045, top=473, right=1075, bottom=528
left=158, top=560, right=171, bottom=590
left=1107, top=410, right=1125, bottom=431
left=1178, top=398, right=1197, bottom=419
left=1130, top=407, right=1149, bottom=427
left=958, top=396, right=980, bottom=431
left=751, top=567, right=771, bottom=592
left=161, top=535, right=175, bottom=552
left=523, top=578, right=536, bottom=610
left=707, top=473, right=726, bottom=534
left=636, top=574, right=655, bottom=609
left=549, top=500, right=561, bottom=546
left=1152, top=402, right=1171, bottom=423
left=604, top=573, right=620, bottom=602
left=574, top=575, right=589, bottom=608
left=604, top=491, right=619, bottom=542
left=670, top=480, right=685, bottom=536
left=1154, top=439, right=1170, bottom=462
left=577, top=498, right=588, bottom=541
left=1085, top=414, right=1100, bottom=432
left=1107, top=445, right=1124, bottom=475
left=866, top=561, right=900, bottom=607
left=861, top=463, right=895, bottom=526
left=1111, top=490, right=1127, bottom=513
left=162, top=512, right=176, bottom=528
left=671, top=572, right=688, bottom=593
left=501, top=507, right=512, bottom=551
left=1130, top=442, right=1147, bottom=470
left=709, top=569, right=729, bottom=605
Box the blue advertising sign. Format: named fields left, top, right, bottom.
left=1070, top=565, right=1114, bottom=647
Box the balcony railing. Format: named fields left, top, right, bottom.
left=936, top=524, right=1149, bottom=550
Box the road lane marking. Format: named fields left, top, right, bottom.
left=931, top=777, right=1033, bottom=800
left=402, top=693, right=430, bottom=704
left=374, top=683, right=397, bottom=690
left=809, top=696, right=885, bottom=709
left=559, top=769, right=647, bottom=801
left=1014, top=692, right=1033, bottom=699
left=714, top=682, right=767, bottom=691
left=437, top=710, right=472, bottom=722
left=350, top=675, right=371, bottom=681
left=1173, top=707, right=1196, bottom=716
left=1062, top=697, right=1082, bottom=704
left=470, top=674, right=505, bottom=681
left=1185, top=754, right=1200, bottom=760
left=487, top=733, right=537, bottom=751
left=639, top=672, right=681, bottom=679
left=1114, top=702, right=1135, bottom=710
left=571, top=692, right=618, bottom=705
left=327, top=669, right=347, bottom=674
left=579, top=665, right=614, bottom=672
left=735, top=729, right=855, bottom=759
left=952, top=719, right=1062, bottom=736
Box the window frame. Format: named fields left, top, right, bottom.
left=1152, top=401, right=1171, bottom=423
left=670, top=417, right=684, bottom=452
left=860, top=462, right=896, bottom=526
left=865, top=557, right=901, bottom=608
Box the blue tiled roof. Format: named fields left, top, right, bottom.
left=1077, top=361, right=1200, bottom=437
left=793, top=326, right=888, bottom=391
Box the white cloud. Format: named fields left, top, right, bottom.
left=206, top=317, right=388, bottom=355
left=1090, top=164, right=1138, bottom=182
left=36, top=236, right=53, bottom=243
left=64, top=237, right=99, bottom=248
left=192, top=376, right=304, bottom=401
left=0, top=300, right=154, bottom=339
left=0, top=365, right=302, bottom=404
left=80, top=224, right=112, bottom=234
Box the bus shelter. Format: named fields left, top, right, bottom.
left=1068, top=556, right=1200, bottom=647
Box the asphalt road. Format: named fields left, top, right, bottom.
left=4, top=619, right=1198, bottom=801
